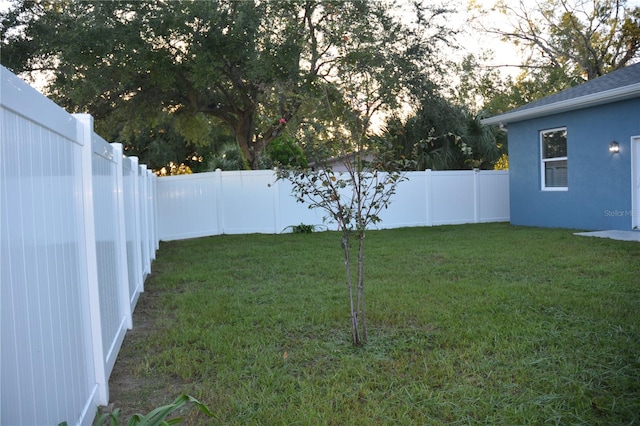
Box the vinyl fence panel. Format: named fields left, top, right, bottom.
left=156, top=171, right=220, bottom=240
left=372, top=170, right=429, bottom=229
left=145, top=169, right=158, bottom=262
left=157, top=169, right=509, bottom=240
left=123, top=156, right=144, bottom=309
left=139, top=165, right=151, bottom=278
left=1, top=68, right=99, bottom=426
left=1, top=66, right=157, bottom=425
left=477, top=170, right=511, bottom=222
left=220, top=170, right=279, bottom=234
left=87, top=125, right=131, bottom=384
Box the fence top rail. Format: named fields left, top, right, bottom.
left=425, top=169, right=509, bottom=176
left=155, top=169, right=510, bottom=182
left=1, top=65, right=79, bottom=144
left=92, top=135, right=116, bottom=162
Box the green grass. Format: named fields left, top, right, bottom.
left=112, top=223, right=640, bottom=425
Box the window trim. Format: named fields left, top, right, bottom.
left=540, top=127, right=568, bottom=191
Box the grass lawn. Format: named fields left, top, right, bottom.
left=108, top=223, right=640, bottom=425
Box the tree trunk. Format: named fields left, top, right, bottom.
left=341, top=234, right=361, bottom=346
left=234, top=109, right=260, bottom=170
left=235, top=109, right=285, bottom=170
left=357, top=231, right=367, bottom=344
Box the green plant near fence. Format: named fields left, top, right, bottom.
left=283, top=223, right=319, bottom=234
left=96, top=394, right=212, bottom=426
left=59, top=394, right=212, bottom=426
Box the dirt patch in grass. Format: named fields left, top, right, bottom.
left=105, top=280, right=192, bottom=422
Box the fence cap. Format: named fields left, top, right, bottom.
left=1, top=66, right=77, bottom=141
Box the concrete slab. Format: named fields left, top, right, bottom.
left=574, top=230, right=640, bottom=242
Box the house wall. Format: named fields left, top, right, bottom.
left=508, top=97, right=640, bottom=230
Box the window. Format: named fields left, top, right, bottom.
left=541, top=127, right=567, bottom=190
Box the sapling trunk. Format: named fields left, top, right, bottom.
left=357, top=231, right=367, bottom=344
left=341, top=234, right=361, bottom=346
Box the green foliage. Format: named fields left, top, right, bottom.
left=450, top=53, right=507, bottom=115
left=384, top=95, right=506, bottom=170
left=173, top=113, right=212, bottom=147
left=266, top=135, right=308, bottom=168
left=56, top=395, right=212, bottom=426
left=0, top=0, right=454, bottom=170
left=481, top=65, right=583, bottom=115
left=447, top=53, right=554, bottom=117
left=93, top=394, right=213, bottom=426
left=96, top=110, right=215, bottom=173
left=283, top=223, right=317, bottom=234
left=208, top=142, right=248, bottom=171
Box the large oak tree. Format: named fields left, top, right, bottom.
left=1, top=0, right=448, bottom=170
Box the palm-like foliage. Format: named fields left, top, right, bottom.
left=384, top=96, right=506, bottom=171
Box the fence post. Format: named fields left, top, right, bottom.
left=74, top=113, right=109, bottom=406
left=130, top=157, right=144, bottom=293
left=140, top=164, right=150, bottom=277
left=111, top=143, right=133, bottom=330
left=215, top=168, right=224, bottom=234
left=473, top=168, right=480, bottom=223
left=272, top=168, right=281, bottom=233
left=425, top=169, right=433, bottom=226
left=146, top=169, right=157, bottom=261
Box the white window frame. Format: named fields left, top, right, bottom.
left=540, top=127, right=568, bottom=191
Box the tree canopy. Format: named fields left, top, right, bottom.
left=1, top=0, right=452, bottom=170
left=480, top=0, right=640, bottom=82
left=448, top=0, right=638, bottom=124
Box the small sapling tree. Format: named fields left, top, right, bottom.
left=277, top=88, right=410, bottom=345
left=280, top=159, right=406, bottom=346
left=275, top=0, right=428, bottom=344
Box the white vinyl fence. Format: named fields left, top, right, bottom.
left=1, top=66, right=158, bottom=425
left=157, top=168, right=509, bottom=241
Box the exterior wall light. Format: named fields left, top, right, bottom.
left=609, top=141, right=620, bottom=154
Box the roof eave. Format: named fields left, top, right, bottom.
left=480, top=82, right=640, bottom=126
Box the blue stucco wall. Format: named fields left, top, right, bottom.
left=508, top=97, right=640, bottom=230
